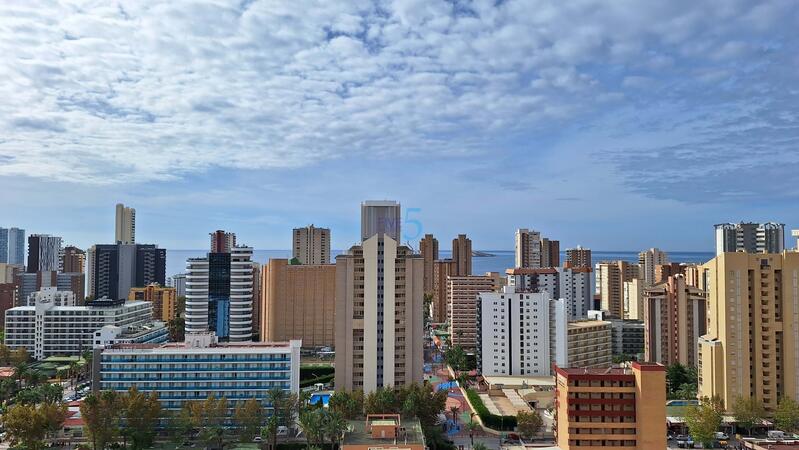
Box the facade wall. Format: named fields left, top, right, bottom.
left=419, top=234, right=438, bottom=294
left=260, top=259, right=336, bottom=347
left=599, top=261, right=639, bottom=319
left=643, top=274, right=706, bottom=367
left=567, top=321, right=613, bottom=368
left=515, top=229, right=541, bottom=269
left=128, top=284, right=178, bottom=322
left=447, top=274, right=501, bottom=350
left=292, top=225, right=331, bottom=265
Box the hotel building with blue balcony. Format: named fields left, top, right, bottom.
left=93, top=332, right=300, bottom=413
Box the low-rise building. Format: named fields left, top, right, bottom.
left=567, top=320, right=612, bottom=368
left=342, top=415, right=425, bottom=450
left=5, top=298, right=152, bottom=359
left=554, top=362, right=666, bottom=449
left=128, top=283, right=178, bottom=322
left=25, top=287, right=76, bottom=306
left=93, top=333, right=301, bottom=413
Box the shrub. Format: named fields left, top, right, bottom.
left=464, top=388, right=516, bottom=430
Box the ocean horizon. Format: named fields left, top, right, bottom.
left=165, top=249, right=716, bottom=278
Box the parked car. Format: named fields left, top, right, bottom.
left=253, top=437, right=262, bottom=443
left=715, top=432, right=729, bottom=440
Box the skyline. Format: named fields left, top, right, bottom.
left=2, top=1, right=798, bottom=250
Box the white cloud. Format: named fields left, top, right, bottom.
left=0, top=0, right=795, bottom=184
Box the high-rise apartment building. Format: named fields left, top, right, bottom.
left=128, top=283, right=178, bottom=322
left=185, top=240, right=253, bottom=342
left=452, top=234, right=472, bottom=276
left=419, top=234, right=438, bottom=294
left=0, top=283, right=16, bottom=325
left=638, top=248, right=669, bottom=287
left=477, top=287, right=567, bottom=376
left=698, top=252, right=799, bottom=411
left=16, top=271, right=85, bottom=303
left=554, top=362, right=666, bottom=450
left=27, top=234, right=62, bottom=273
left=622, top=278, right=642, bottom=320
left=566, top=246, right=592, bottom=268
left=360, top=200, right=401, bottom=242
left=292, top=225, right=331, bottom=265
left=0, top=263, right=23, bottom=283
left=260, top=258, right=336, bottom=348
left=515, top=229, right=541, bottom=268
left=335, top=201, right=424, bottom=393
left=0, top=227, right=25, bottom=266
left=541, top=238, right=560, bottom=268
left=87, top=244, right=166, bottom=300
left=432, top=259, right=457, bottom=323
left=60, top=246, right=85, bottom=273
left=115, top=203, right=136, bottom=244
left=506, top=266, right=594, bottom=320
left=168, top=273, right=187, bottom=297
left=566, top=320, right=613, bottom=368
left=598, top=261, right=639, bottom=319
left=714, top=222, right=785, bottom=255
left=654, top=262, right=684, bottom=285
left=210, top=230, right=236, bottom=253
left=447, top=273, right=502, bottom=350
left=643, top=274, right=706, bottom=367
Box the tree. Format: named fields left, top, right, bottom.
left=122, top=387, right=162, bottom=450
left=265, top=388, right=290, bottom=450
left=298, top=408, right=325, bottom=449
left=321, top=411, right=348, bottom=447
left=675, top=383, right=697, bottom=400
left=445, top=345, right=468, bottom=374
left=0, top=343, right=11, bottom=365
left=329, top=390, right=364, bottom=419
left=11, top=347, right=29, bottom=366
left=168, top=317, right=186, bottom=342
left=364, top=387, right=399, bottom=415
left=81, top=391, right=122, bottom=450
left=3, top=403, right=49, bottom=450
left=775, top=397, right=799, bottom=433
left=234, top=398, right=264, bottom=442
left=191, top=396, right=228, bottom=449
left=685, top=396, right=723, bottom=448
left=39, top=402, right=69, bottom=440
left=449, top=405, right=460, bottom=424
left=733, top=396, right=766, bottom=436
left=517, top=410, right=543, bottom=439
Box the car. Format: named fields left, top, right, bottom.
left=714, top=432, right=729, bottom=440
left=253, top=437, right=262, bottom=443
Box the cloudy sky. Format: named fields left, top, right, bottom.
left=1, top=0, right=798, bottom=251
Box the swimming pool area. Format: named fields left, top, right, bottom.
left=437, top=381, right=459, bottom=391
left=309, top=392, right=331, bottom=406
left=667, top=399, right=699, bottom=407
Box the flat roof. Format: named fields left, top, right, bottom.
left=483, top=375, right=555, bottom=387
left=568, top=320, right=610, bottom=329
left=343, top=418, right=424, bottom=446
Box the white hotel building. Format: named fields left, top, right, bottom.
left=5, top=298, right=152, bottom=359
left=94, top=333, right=301, bottom=413
left=477, top=286, right=568, bottom=376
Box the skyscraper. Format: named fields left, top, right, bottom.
left=714, top=222, right=784, bottom=255
left=448, top=273, right=502, bottom=350
left=115, top=203, right=136, bottom=244
left=335, top=201, right=424, bottom=393
left=6, top=228, right=25, bottom=266
left=292, top=225, right=331, bottom=265
left=360, top=200, right=401, bottom=242
left=643, top=274, right=706, bottom=366
left=515, top=228, right=541, bottom=268
left=598, top=261, right=639, bottom=318
left=541, top=237, right=560, bottom=268
left=185, top=233, right=253, bottom=342
left=86, top=244, right=166, bottom=300
left=451, top=234, right=472, bottom=276
left=210, top=230, right=236, bottom=253
left=699, top=252, right=799, bottom=411
left=419, top=234, right=438, bottom=294
left=0, top=228, right=6, bottom=263
left=506, top=266, right=594, bottom=320
left=26, top=234, right=62, bottom=273
left=638, top=248, right=669, bottom=287
left=60, top=246, right=85, bottom=273
left=566, top=246, right=592, bottom=268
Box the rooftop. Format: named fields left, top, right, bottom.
left=342, top=417, right=425, bottom=446
left=568, top=320, right=611, bottom=330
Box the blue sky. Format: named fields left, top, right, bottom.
left=1, top=0, right=797, bottom=251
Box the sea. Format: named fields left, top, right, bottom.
left=165, top=249, right=716, bottom=278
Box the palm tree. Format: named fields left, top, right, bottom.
left=450, top=405, right=460, bottom=425
left=265, top=388, right=289, bottom=450
left=13, top=361, right=29, bottom=388
left=323, top=411, right=348, bottom=447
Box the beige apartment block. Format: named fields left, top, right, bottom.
left=334, top=235, right=424, bottom=393
left=432, top=259, right=457, bottom=323
left=292, top=225, right=331, bottom=265
left=128, top=283, right=178, bottom=322
left=452, top=234, right=472, bottom=276
left=260, top=259, right=336, bottom=348
left=638, top=248, right=669, bottom=287
left=566, top=246, right=592, bottom=269
left=567, top=320, right=613, bottom=368
left=622, top=278, right=642, bottom=320
left=447, top=273, right=502, bottom=350
left=515, top=228, right=541, bottom=268
left=419, top=234, right=438, bottom=294
left=599, top=261, right=639, bottom=319
left=643, top=274, right=706, bottom=367
left=698, top=251, right=799, bottom=411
